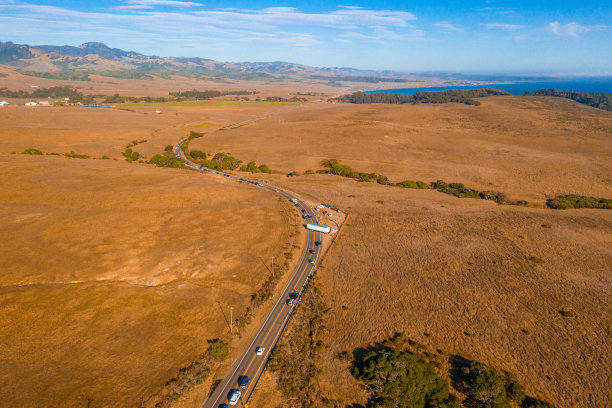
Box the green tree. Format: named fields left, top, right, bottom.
left=353, top=348, right=455, bottom=408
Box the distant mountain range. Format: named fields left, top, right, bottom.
left=0, top=41, right=416, bottom=84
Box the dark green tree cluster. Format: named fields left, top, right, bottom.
left=525, top=89, right=611, bottom=111
left=460, top=361, right=554, bottom=408
left=0, top=86, right=93, bottom=103
left=168, top=89, right=254, bottom=99
left=547, top=194, right=611, bottom=209
left=149, top=152, right=185, bottom=168
left=189, top=150, right=206, bottom=159
left=240, top=161, right=272, bottom=174
left=336, top=88, right=509, bottom=105
left=121, top=148, right=139, bottom=162
left=263, top=96, right=307, bottom=102
left=321, top=159, right=430, bottom=188
left=433, top=180, right=527, bottom=206
left=22, top=148, right=43, bottom=155
left=199, top=152, right=242, bottom=171
left=64, top=151, right=89, bottom=159
left=353, top=347, right=458, bottom=408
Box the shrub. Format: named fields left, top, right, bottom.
left=149, top=153, right=185, bottom=168
left=461, top=361, right=526, bottom=408
left=207, top=339, right=228, bottom=360
left=353, top=347, right=457, bottom=408
left=121, top=148, right=139, bottom=162
left=547, top=195, right=611, bottom=210
left=65, top=151, right=89, bottom=159
left=189, top=150, right=205, bottom=159
left=22, top=148, right=43, bottom=155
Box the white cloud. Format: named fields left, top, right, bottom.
left=118, top=0, right=202, bottom=9
left=485, top=23, right=522, bottom=30
left=548, top=21, right=588, bottom=37
left=0, top=3, right=420, bottom=52
left=433, top=22, right=462, bottom=32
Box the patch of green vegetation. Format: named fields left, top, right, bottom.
left=17, top=69, right=90, bottom=81
left=526, top=89, right=611, bottom=112
left=459, top=361, right=527, bottom=408
left=433, top=180, right=527, bottom=206
left=121, top=148, right=140, bottom=162
left=149, top=152, right=185, bottom=168
left=22, top=148, right=42, bottom=155
left=337, top=88, right=509, bottom=105
left=94, top=70, right=154, bottom=80
left=353, top=347, right=458, bottom=408
left=199, top=152, right=242, bottom=172
left=240, top=161, right=272, bottom=174
left=547, top=194, right=611, bottom=210
left=397, top=180, right=430, bottom=189
left=321, top=159, right=430, bottom=189
left=65, top=151, right=90, bottom=159
left=207, top=339, right=228, bottom=359
left=189, top=150, right=206, bottom=159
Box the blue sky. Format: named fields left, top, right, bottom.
left=0, top=0, right=611, bottom=74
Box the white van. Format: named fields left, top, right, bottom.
left=228, top=389, right=241, bottom=405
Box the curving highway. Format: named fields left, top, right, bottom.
left=175, top=140, right=323, bottom=408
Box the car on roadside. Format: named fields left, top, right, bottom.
left=228, top=390, right=241, bottom=405
left=239, top=376, right=250, bottom=389
left=256, top=346, right=265, bottom=355
left=287, top=292, right=299, bottom=305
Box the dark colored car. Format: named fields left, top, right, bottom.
left=239, top=376, right=250, bottom=389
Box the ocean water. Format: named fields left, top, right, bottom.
left=365, top=78, right=612, bottom=96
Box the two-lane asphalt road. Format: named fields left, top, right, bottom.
left=175, top=141, right=323, bottom=408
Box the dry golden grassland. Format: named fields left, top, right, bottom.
left=0, top=103, right=295, bottom=160
left=0, top=155, right=292, bottom=407
left=250, top=175, right=612, bottom=408
left=191, top=96, right=612, bottom=203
